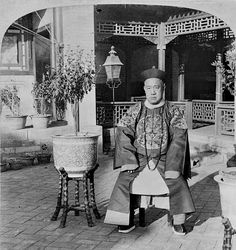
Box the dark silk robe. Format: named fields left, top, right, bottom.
left=104, top=101, right=195, bottom=226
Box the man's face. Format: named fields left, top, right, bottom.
left=144, top=78, right=164, bottom=105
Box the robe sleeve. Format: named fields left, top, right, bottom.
left=165, top=106, right=191, bottom=179
left=113, top=103, right=141, bottom=170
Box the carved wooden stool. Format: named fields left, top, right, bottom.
left=222, top=217, right=236, bottom=250
left=51, top=163, right=101, bottom=228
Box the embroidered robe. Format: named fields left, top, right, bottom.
left=104, top=101, right=195, bottom=226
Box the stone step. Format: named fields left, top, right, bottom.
left=1, top=139, right=36, bottom=148
left=1, top=145, right=41, bottom=155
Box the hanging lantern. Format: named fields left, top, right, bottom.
left=103, top=46, right=123, bottom=83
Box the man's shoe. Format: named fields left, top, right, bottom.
left=118, top=224, right=135, bottom=233
left=172, top=224, right=187, bottom=236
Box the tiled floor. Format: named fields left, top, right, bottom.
left=0, top=154, right=235, bottom=250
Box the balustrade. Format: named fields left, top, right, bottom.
left=192, top=100, right=216, bottom=123
left=216, top=103, right=234, bottom=136
left=97, top=100, right=234, bottom=137
left=96, top=101, right=136, bottom=127
left=96, top=100, right=192, bottom=129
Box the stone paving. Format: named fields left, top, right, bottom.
left=0, top=153, right=235, bottom=250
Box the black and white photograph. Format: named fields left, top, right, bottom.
left=1, top=0, right=236, bottom=249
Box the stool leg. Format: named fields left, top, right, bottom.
left=83, top=174, right=94, bottom=227
left=74, top=180, right=80, bottom=216
left=51, top=172, right=63, bottom=221
left=59, top=172, right=69, bottom=228
left=222, top=217, right=236, bottom=250
left=139, top=208, right=146, bottom=227
left=89, top=171, right=101, bottom=219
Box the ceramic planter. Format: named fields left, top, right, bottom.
left=32, top=115, right=51, bottom=129
left=37, top=153, right=51, bottom=164
left=0, top=162, right=10, bottom=172
left=52, top=133, right=99, bottom=177
left=214, top=167, right=236, bottom=228
left=5, top=115, right=27, bottom=130
left=8, top=155, right=35, bottom=170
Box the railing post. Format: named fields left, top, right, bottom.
left=178, top=64, right=185, bottom=101
left=215, top=105, right=220, bottom=135
left=215, top=53, right=223, bottom=105
left=185, top=101, right=193, bottom=130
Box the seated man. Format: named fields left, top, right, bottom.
left=104, top=66, right=195, bottom=235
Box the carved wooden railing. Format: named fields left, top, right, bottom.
left=96, top=100, right=192, bottom=129
left=96, top=101, right=136, bottom=127
left=192, top=100, right=216, bottom=123
left=215, top=102, right=234, bottom=136
left=97, top=100, right=235, bottom=136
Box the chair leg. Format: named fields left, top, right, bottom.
left=89, top=171, right=101, bottom=219
left=167, top=212, right=173, bottom=227
left=139, top=208, right=146, bottom=227
left=59, top=172, right=69, bottom=228
left=83, top=174, right=94, bottom=227
left=51, top=172, right=63, bottom=221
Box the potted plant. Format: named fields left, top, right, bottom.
left=36, top=144, right=52, bottom=164
left=213, top=42, right=236, bottom=229
left=212, top=43, right=236, bottom=97
left=51, top=45, right=99, bottom=176
left=31, top=70, right=53, bottom=129
left=0, top=85, right=27, bottom=129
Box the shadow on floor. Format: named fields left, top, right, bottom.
left=138, top=171, right=221, bottom=233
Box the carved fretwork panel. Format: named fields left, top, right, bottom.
left=165, top=14, right=228, bottom=36
left=192, top=101, right=216, bottom=123
left=219, top=108, right=234, bottom=135
left=170, top=29, right=234, bottom=47
left=223, top=27, right=235, bottom=39
left=97, top=21, right=159, bottom=37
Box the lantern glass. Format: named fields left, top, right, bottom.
left=104, top=65, right=122, bottom=80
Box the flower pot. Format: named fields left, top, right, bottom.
left=32, top=115, right=51, bottom=129
left=214, top=167, right=236, bottom=228
left=8, top=155, right=35, bottom=170
left=18, top=155, right=35, bottom=166
left=0, top=162, right=10, bottom=172
left=5, top=115, right=27, bottom=130
left=9, top=160, right=24, bottom=170
left=37, top=153, right=51, bottom=164
left=52, top=133, right=99, bottom=177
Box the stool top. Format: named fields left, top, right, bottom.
left=57, top=163, right=99, bottom=178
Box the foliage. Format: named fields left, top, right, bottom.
left=32, top=70, right=53, bottom=115
left=51, top=45, right=95, bottom=133
left=51, top=45, right=95, bottom=105
left=212, top=42, right=236, bottom=96
left=0, top=86, right=21, bottom=116
left=32, top=45, right=95, bottom=130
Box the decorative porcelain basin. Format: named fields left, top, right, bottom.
left=52, top=133, right=99, bottom=177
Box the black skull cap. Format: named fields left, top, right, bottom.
left=141, top=66, right=166, bottom=82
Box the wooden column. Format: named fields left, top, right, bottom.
left=215, top=53, right=223, bottom=104
left=157, top=22, right=166, bottom=71
left=157, top=22, right=166, bottom=100
left=51, top=7, right=64, bottom=121
left=178, top=64, right=185, bottom=101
